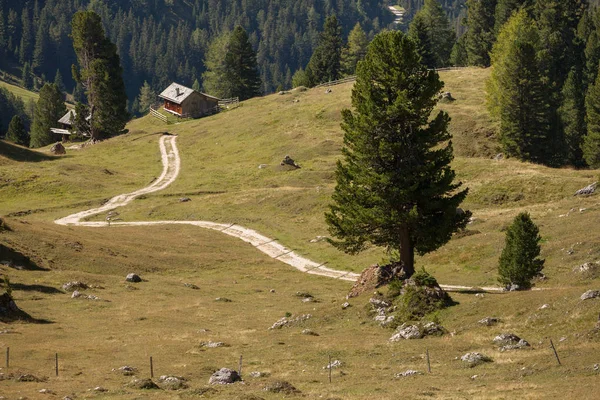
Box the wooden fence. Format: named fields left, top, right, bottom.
left=315, top=76, right=356, bottom=88
left=149, top=106, right=168, bottom=123
left=218, top=97, right=240, bottom=111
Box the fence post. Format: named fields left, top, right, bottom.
left=150, top=356, right=154, bottom=378
left=328, top=354, right=332, bottom=383
left=426, top=348, right=431, bottom=373
left=6, top=347, right=8, bottom=368
left=549, top=339, right=561, bottom=366
left=239, top=355, right=243, bottom=376
left=55, top=353, right=58, bottom=377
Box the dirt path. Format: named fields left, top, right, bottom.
left=55, top=135, right=503, bottom=291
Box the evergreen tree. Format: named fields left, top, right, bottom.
left=495, top=0, right=533, bottom=33
left=487, top=10, right=549, bottom=163
left=29, top=83, right=66, bottom=148
left=584, top=66, right=600, bottom=167
left=32, top=11, right=48, bottom=74
left=72, top=103, right=90, bottom=138
left=325, top=30, right=470, bottom=278
left=71, top=11, right=128, bottom=140
left=54, top=69, right=65, bottom=94
left=21, top=62, right=32, bottom=89
left=192, top=78, right=200, bottom=91
left=408, top=13, right=436, bottom=68
left=138, top=81, right=156, bottom=114
left=450, top=35, right=468, bottom=66
left=560, top=66, right=587, bottom=166
left=340, top=23, right=369, bottom=76
left=498, top=212, right=544, bottom=289
left=18, top=7, right=32, bottom=64
left=5, top=114, right=28, bottom=146
left=73, top=83, right=85, bottom=104
left=291, top=67, right=311, bottom=88
left=414, top=0, right=456, bottom=68
left=464, top=0, right=498, bottom=66
left=223, top=26, right=262, bottom=100
left=306, top=15, right=343, bottom=86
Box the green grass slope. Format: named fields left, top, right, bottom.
left=1, top=67, right=600, bottom=399
left=0, top=79, right=39, bottom=104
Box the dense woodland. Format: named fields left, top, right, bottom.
left=0, top=0, right=392, bottom=102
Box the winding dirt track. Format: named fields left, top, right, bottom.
left=55, top=135, right=503, bottom=291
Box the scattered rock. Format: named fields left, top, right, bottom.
left=478, top=317, right=499, bottom=326
left=71, top=290, right=100, bottom=300
left=293, top=99, right=300, bottom=103
left=574, top=262, right=600, bottom=277
left=302, top=297, right=314, bottom=303
left=16, top=373, right=44, bottom=382
left=263, top=380, right=300, bottom=394
left=258, top=164, right=268, bottom=169
left=309, top=236, right=327, bottom=243
left=301, top=329, right=319, bottom=336
left=293, top=86, right=307, bottom=92
left=158, top=375, right=188, bottom=390
left=375, top=315, right=395, bottom=327
left=200, top=341, right=227, bottom=348
left=500, top=339, right=531, bottom=352
left=249, top=371, right=269, bottom=378
left=71, top=290, right=82, bottom=299
left=39, top=389, right=55, bottom=394
left=581, top=290, right=600, bottom=300
left=369, top=298, right=391, bottom=309
left=51, top=142, right=66, bottom=155
left=62, top=281, right=89, bottom=291
left=184, top=283, right=199, bottom=289
left=114, top=366, right=136, bottom=376
left=269, top=289, right=275, bottom=293
left=268, top=314, right=311, bottom=330
left=281, top=155, right=301, bottom=169
left=593, top=364, right=599, bottom=371
left=348, top=262, right=408, bottom=298
left=461, top=352, right=492, bottom=367
left=394, top=370, right=422, bottom=378
left=179, top=197, right=191, bottom=202
left=493, top=333, right=521, bottom=346
left=539, top=304, right=550, bottom=310
left=209, top=368, right=241, bottom=385
left=278, top=91, right=288, bottom=95
left=439, top=91, right=455, bottom=102
left=215, top=297, right=232, bottom=302
left=128, top=378, right=160, bottom=390
left=505, top=284, right=521, bottom=291
left=325, top=88, right=332, bottom=93
left=323, top=360, right=342, bottom=369
left=574, top=182, right=597, bottom=196
left=422, top=322, right=445, bottom=336
left=559, top=337, right=567, bottom=342
left=475, top=293, right=485, bottom=298
left=390, top=324, right=422, bottom=341
left=493, top=153, right=504, bottom=161
left=341, top=302, right=351, bottom=309
left=125, top=273, right=142, bottom=283
left=93, top=386, right=108, bottom=392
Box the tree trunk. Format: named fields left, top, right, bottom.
left=399, top=226, right=415, bottom=278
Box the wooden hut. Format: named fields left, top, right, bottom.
left=158, top=83, right=220, bottom=118
left=50, top=110, right=77, bottom=142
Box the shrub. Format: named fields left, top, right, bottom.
left=498, top=212, right=544, bottom=289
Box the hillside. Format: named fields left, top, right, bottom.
left=1, top=67, right=600, bottom=399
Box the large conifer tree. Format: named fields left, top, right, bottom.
left=584, top=66, right=600, bottom=167
left=487, top=10, right=549, bottom=163
left=223, top=26, right=262, bottom=100
left=71, top=10, right=128, bottom=141
left=408, top=0, right=456, bottom=68
left=5, top=115, right=28, bottom=146
left=306, top=15, right=343, bottom=86
left=325, top=31, right=470, bottom=278
left=464, top=0, right=498, bottom=67
left=340, top=23, right=369, bottom=76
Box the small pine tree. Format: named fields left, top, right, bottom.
left=408, top=13, right=436, bottom=68
left=306, top=15, right=343, bottom=85
left=21, top=62, right=33, bottom=89
left=291, top=68, right=311, bottom=88
left=54, top=69, right=65, bottom=94
left=29, top=83, right=66, bottom=148
left=137, top=81, right=156, bottom=114
left=498, top=212, right=544, bottom=289
left=192, top=79, right=201, bottom=91
left=5, top=115, right=29, bottom=146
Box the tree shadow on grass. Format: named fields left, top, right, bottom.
left=11, top=283, right=63, bottom=294
left=0, top=140, right=56, bottom=162
left=0, top=293, right=53, bottom=324
left=0, top=243, right=49, bottom=271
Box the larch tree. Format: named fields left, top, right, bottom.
left=29, top=83, right=65, bottom=148
left=340, top=23, right=369, bottom=76
left=306, top=15, right=343, bottom=86
left=138, top=81, right=156, bottom=114
left=325, top=30, right=470, bottom=278
left=487, top=9, right=549, bottom=163
left=71, top=10, right=128, bottom=141
left=202, top=32, right=233, bottom=98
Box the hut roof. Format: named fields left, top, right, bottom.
left=58, top=110, right=77, bottom=125
left=159, top=82, right=220, bottom=104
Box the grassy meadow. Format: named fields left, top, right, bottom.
left=1, top=67, right=600, bottom=399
